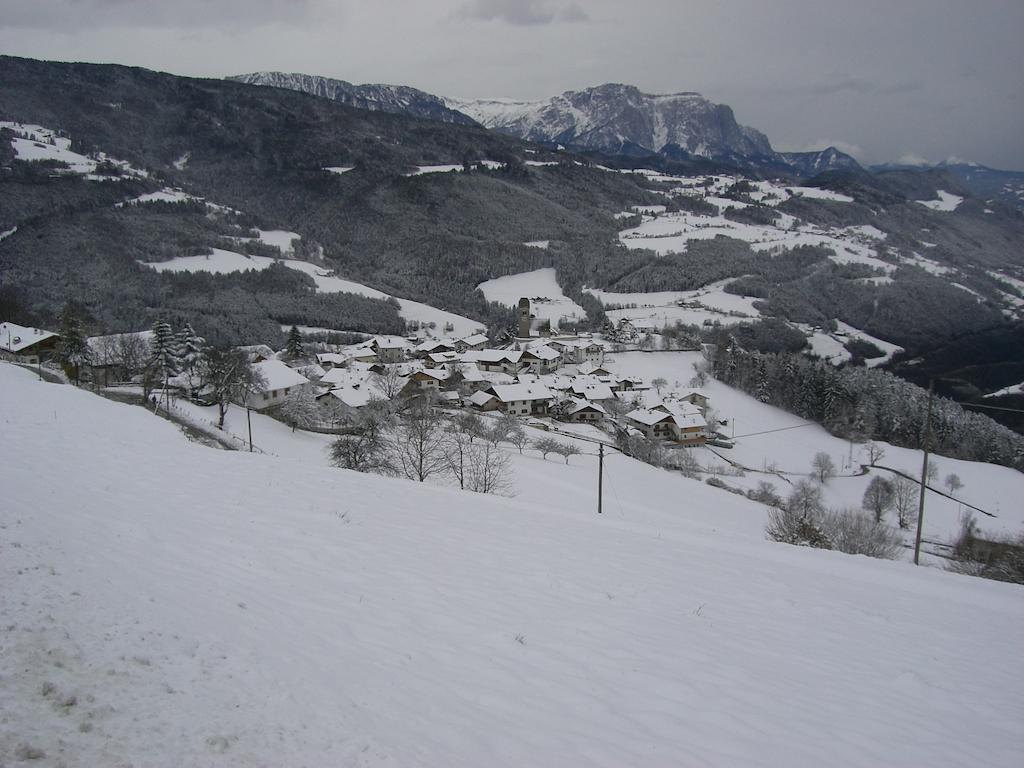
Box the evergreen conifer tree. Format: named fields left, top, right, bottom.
left=55, top=304, right=91, bottom=385
left=286, top=325, right=305, bottom=359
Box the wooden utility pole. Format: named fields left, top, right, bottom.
left=913, top=380, right=935, bottom=565
left=597, top=442, right=604, bottom=514
left=246, top=406, right=253, bottom=452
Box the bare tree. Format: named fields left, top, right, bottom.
left=280, top=388, right=319, bottom=432
left=651, top=376, right=668, bottom=395
left=821, top=508, right=904, bottom=559
left=330, top=430, right=392, bottom=474
left=444, top=427, right=473, bottom=490
left=374, top=365, right=407, bottom=400
left=466, top=442, right=512, bottom=495
left=945, top=473, right=963, bottom=494
left=555, top=443, right=582, bottom=465
left=390, top=403, right=447, bottom=482
left=203, top=347, right=267, bottom=428
left=533, top=436, right=561, bottom=460
left=508, top=425, right=530, bottom=454
left=864, top=442, right=886, bottom=466
left=811, top=452, right=836, bottom=483
left=891, top=474, right=917, bottom=530
left=487, top=412, right=521, bottom=446
left=454, top=411, right=486, bottom=442
left=862, top=475, right=895, bottom=524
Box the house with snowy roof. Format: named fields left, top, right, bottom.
left=467, top=390, right=500, bottom=411
left=454, top=333, right=489, bottom=352
left=487, top=383, right=554, bottom=416
left=519, top=345, right=562, bottom=374
left=0, top=322, right=60, bottom=365
left=249, top=360, right=310, bottom=411
left=371, top=337, right=407, bottom=364
left=557, top=397, right=606, bottom=424
left=465, top=349, right=524, bottom=375
left=625, top=405, right=707, bottom=444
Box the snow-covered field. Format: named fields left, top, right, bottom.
left=141, top=249, right=483, bottom=337
left=917, top=190, right=963, bottom=211
left=605, top=351, right=1024, bottom=542
left=2, top=121, right=147, bottom=178
left=587, top=280, right=763, bottom=329
left=478, top=268, right=586, bottom=328
left=2, top=363, right=1023, bottom=766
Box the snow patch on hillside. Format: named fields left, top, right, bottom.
left=478, top=268, right=586, bottom=327
left=141, top=250, right=482, bottom=337
left=917, top=190, right=963, bottom=211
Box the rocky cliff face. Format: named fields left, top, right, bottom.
left=447, top=84, right=776, bottom=161
left=229, top=72, right=478, bottom=126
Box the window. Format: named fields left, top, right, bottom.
left=263, top=393, right=269, bottom=401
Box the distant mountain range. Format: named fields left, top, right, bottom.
left=227, top=72, right=477, bottom=126
left=232, top=74, right=859, bottom=178
left=871, top=161, right=1024, bottom=211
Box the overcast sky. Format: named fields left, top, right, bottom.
left=2, top=0, right=1022, bottom=169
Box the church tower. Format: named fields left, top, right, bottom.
left=517, top=297, right=531, bottom=338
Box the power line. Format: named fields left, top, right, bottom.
left=731, top=422, right=817, bottom=439
left=961, top=402, right=1024, bottom=414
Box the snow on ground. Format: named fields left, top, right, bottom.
left=324, top=166, right=354, bottom=174
left=985, top=381, right=1024, bottom=398
left=118, top=187, right=203, bottom=206
left=406, top=163, right=463, bottom=175
left=141, top=250, right=483, bottom=337
left=833, top=321, right=903, bottom=367
left=605, top=351, right=1024, bottom=542
left=901, top=251, right=953, bottom=275
left=0, top=226, right=17, bottom=241
left=587, top=280, right=763, bottom=329
left=523, top=240, right=550, bottom=249
left=478, top=268, right=586, bottom=328
left=524, top=160, right=559, bottom=167
left=917, top=190, right=963, bottom=211
left=617, top=207, right=894, bottom=274
left=3, top=363, right=1024, bottom=766
left=254, top=229, right=300, bottom=254
left=2, top=121, right=147, bottom=178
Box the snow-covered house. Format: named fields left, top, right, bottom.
left=626, top=405, right=707, bottom=444
left=403, top=368, right=448, bottom=395
left=371, top=338, right=407, bottom=364
left=425, top=351, right=462, bottom=368
left=413, top=339, right=456, bottom=358
left=520, top=345, right=562, bottom=374
left=559, top=398, right=606, bottom=424
left=570, top=381, right=616, bottom=402
left=0, top=322, right=59, bottom=364
left=624, top=408, right=677, bottom=440
left=488, top=383, right=554, bottom=417
left=454, top=333, right=489, bottom=353
left=465, top=349, right=523, bottom=375
left=467, top=390, right=500, bottom=412
left=86, top=330, right=153, bottom=386
left=250, top=360, right=310, bottom=411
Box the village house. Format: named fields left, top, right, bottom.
left=488, top=383, right=554, bottom=417
left=465, top=349, right=524, bottom=376
left=413, top=339, right=455, bottom=358
left=402, top=368, right=448, bottom=395
left=467, top=390, right=500, bottom=411
left=519, top=345, right=562, bottom=374
left=0, top=322, right=59, bottom=364
left=559, top=398, right=606, bottom=424
left=371, top=338, right=407, bottom=364
left=624, top=408, right=678, bottom=440
left=248, top=359, right=311, bottom=411
left=454, top=333, right=489, bottom=353
left=625, top=404, right=708, bottom=445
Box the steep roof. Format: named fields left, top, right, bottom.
left=625, top=408, right=674, bottom=427
left=490, top=383, right=554, bottom=403
left=253, top=359, right=309, bottom=392
left=0, top=322, right=59, bottom=353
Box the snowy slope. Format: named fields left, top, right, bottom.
left=478, top=268, right=586, bottom=328
left=2, top=363, right=1023, bottom=766
left=141, top=249, right=483, bottom=337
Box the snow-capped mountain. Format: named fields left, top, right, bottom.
left=228, top=71, right=478, bottom=126
left=446, top=83, right=776, bottom=163
left=780, top=147, right=862, bottom=176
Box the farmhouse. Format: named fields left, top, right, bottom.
left=488, top=383, right=554, bottom=416
left=0, top=322, right=59, bottom=364
left=371, top=337, right=407, bottom=364
left=249, top=359, right=310, bottom=411
left=559, top=398, right=606, bottom=424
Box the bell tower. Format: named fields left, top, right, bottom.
left=517, top=297, right=531, bottom=338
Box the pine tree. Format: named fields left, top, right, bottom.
left=285, top=325, right=305, bottom=359
left=176, top=322, right=205, bottom=392
left=55, top=304, right=91, bottom=385
left=149, top=319, right=180, bottom=408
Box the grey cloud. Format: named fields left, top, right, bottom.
left=0, top=0, right=314, bottom=30
left=456, top=0, right=588, bottom=26
left=810, top=78, right=874, bottom=96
